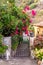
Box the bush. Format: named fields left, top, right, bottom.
left=34, top=48, right=43, bottom=60
left=12, top=35, right=19, bottom=50
left=0, top=2, right=30, bottom=36
left=0, top=34, right=3, bottom=45
left=0, top=34, right=8, bottom=54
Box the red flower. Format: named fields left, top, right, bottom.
left=25, top=30, right=28, bottom=35
left=22, top=27, right=25, bottom=31
left=25, top=26, right=28, bottom=30
left=31, top=10, right=36, bottom=16
left=15, top=30, right=19, bottom=34
left=30, top=19, right=32, bottom=23
left=24, top=5, right=30, bottom=11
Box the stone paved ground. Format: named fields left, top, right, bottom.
left=0, top=57, right=37, bottom=65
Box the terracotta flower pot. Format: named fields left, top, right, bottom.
left=38, top=60, right=41, bottom=65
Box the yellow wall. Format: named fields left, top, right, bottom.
left=39, top=27, right=43, bottom=34
left=33, top=26, right=43, bottom=37
left=33, top=26, right=38, bottom=37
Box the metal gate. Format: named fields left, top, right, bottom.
left=15, top=40, right=30, bottom=57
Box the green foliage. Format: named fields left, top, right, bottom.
left=0, top=45, right=8, bottom=54
left=0, top=34, right=3, bottom=45
left=0, top=21, right=4, bottom=34
left=12, top=35, right=19, bottom=50
left=0, top=34, right=8, bottom=54
left=29, top=25, right=34, bottom=32
left=17, top=20, right=23, bottom=31
left=34, top=48, right=43, bottom=60
left=0, top=0, right=30, bottom=51
left=0, top=1, right=30, bottom=36
left=8, top=0, right=15, bottom=3
left=12, top=34, right=23, bottom=50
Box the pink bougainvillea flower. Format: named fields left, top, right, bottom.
left=31, top=10, right=36, bottom=16
left=22, top=26, right=28, bottom=31
left=22, top=27, right=25, bottom=31
left=15, top=30, right=19, bottom=34
left=24, top=5, right=30, bottom=11
left=25, top=26, right=28, bottom=30
left=25, top=30, right=28, bottom=35
left=30, top=19, right=32, bottom=23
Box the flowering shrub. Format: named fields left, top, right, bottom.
left=0, top=0, right=36, bottom=50
left=0, top=1, right=32, bottom=51
left=0, top=4, right=31, bottom=37
left=0, top=0, right=36, bottom=37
